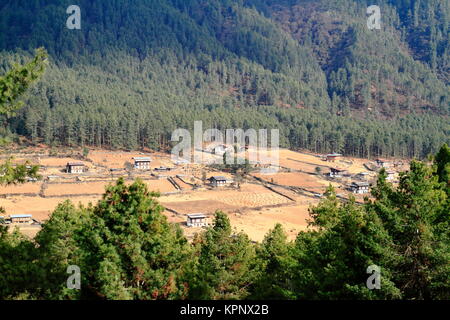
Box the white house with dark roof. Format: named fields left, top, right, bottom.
left=350, top=182, right=370, bottom=194
left=66, top=162, right=85, bottom=174
left=386, top=170, right=396, bottom=181
left=329, top=167, right=347, bottom=178
left=208, top=176, right=229, bottom=187
left=325, top=153, right=342, bottom=162
left=357, top=172, right=369, bottom=179
left=133, top=157, right=152, bottom=170
left=376, top=159, right=392, bottom=168
left=154, top=166, right=172, bottom=172
left=187, top=214, right=208, bottom=227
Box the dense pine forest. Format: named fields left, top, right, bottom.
left=0, top=0, right=449, bottom=158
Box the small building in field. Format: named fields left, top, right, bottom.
left=208, top=176, right=229, bottom=187
left=66, top=162, right=85, bottom=174
left=10, top=214, right=33, bottom=224
left=386, top=170, right=396, bottom=181
left=329, top=168, right=347, bottom=178
left=47, top=175, right=60, bottom=181
left=133, top=157, right=152, bottom=170
left=187, top=214, right=208, bottom=227
left=325, top=153, right=342, bottom=162
left=350, top=182, right=370, bottom=194
left=173, top=158, right=190, bottom=166
left=376, top=159, right=392, bottom=168
left=154, top=166, right=171, bottom=172
left=213, top=144, right=228, bottom=155
left=205, top=143, right=232, bottom=156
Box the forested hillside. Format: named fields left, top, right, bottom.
left=0, top=0, right=448, bottom=158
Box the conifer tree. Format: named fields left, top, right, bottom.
left=72, top=178, right=192, bottom=300
left=250, top=224, right=296, bottom=299
left=188, top=211, right=258, bottom=299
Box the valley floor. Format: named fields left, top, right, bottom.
left=0, top=146, right=409, bottom=241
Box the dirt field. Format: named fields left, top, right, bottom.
left=87, top=150, right=173, bottom=169
left=253, top=172, right=325, bottom=190
left=160, top=183, right=291, bottom=214
left=144, top=179, right=178, bottom=193
left=277, top=149, right=372, bottom=174
left=1, top=195, right=100, bottom=221
left=44, top=182, right=108, bottom=196
left=38, top=157, right=93, bottom=168
left=229, top=203, right=315, bottom=242
left=8, top=224, right=42, bottom=239
left=0, top=183, right=42, bottom=195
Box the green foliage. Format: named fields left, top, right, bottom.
left=0, top=49, right=46, bottom=213
left=0, top=226, right=43, bottom=299
left=0, top=157, right=41, bottom=186
left=82, top=147, right=89, bottom=158
left=308, top=185, right=342, bottom=229
left=74, top=178, right=192, bottom=300
left=1, top=146, right=449, bottom=300
left=250, top=224, right=296, bottom=299
left=368, top=160, right=450, bottom=299
left=256, top=146, right=449, bottom=300
left=33, top=201, right=89, bottom=299
left=291, top=193, right=401, bottom=299
left=434, top=144, right=450, bottom=189
left=0, top=48, right=48, bottom=118
left=188, top=211, right=259, bottom=299
left=33, top=179, right=192, bottom=300
left=0, top=48, right=47, bottom=186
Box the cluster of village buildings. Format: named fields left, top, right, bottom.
left=2, top=151, right=400, bottom=229
left=325, top=154, right=398, bottom=194
left=66, top=157, right=232, bottom=186
left=65, top=157, right=227, bottom=229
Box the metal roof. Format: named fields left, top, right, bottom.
left=351, top=182, right=370, bottom=187
left=187, top=213, right=207, bottom=219
left=133, top=157, right=152, bottom=161
left=174, top=158, right=189, bottom=164
left=67, top=162, right=84, bottom=166
left=10, top=214, right=32, bottom=218
left=209, top=176, right=228, bottom=181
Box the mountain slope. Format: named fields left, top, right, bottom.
left=0, top=0, right=448, bottom=158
